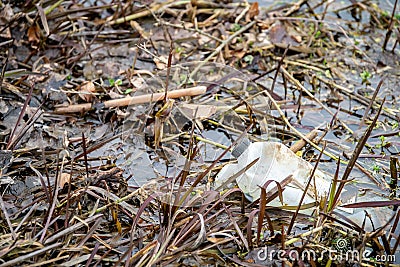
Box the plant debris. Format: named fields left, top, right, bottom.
left=0, top=0, right=399, bottom=266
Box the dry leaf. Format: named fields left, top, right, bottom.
left=35, top=4, right=49, bottom=36
left=180, top=104, right=217, bottom=120
left=231, top=50, right=246, bottom=59
left=130, top=20, right=149, bottom=39
left=130, top=76, right=144, bottom=89
left=28, top=24, right=41, bottom=43
left=0, top=4, right=13, bottom=38
left=78, top=81, right=96, bottom=102
left=154, top=56, right=168, bottom=69
left=247, top=2, right=259, bottom=20
left=269, top=22, right=300, bottom=46
left=58, top=172, right=71, bottom=188
left=207, top=237, right=226, bottom=243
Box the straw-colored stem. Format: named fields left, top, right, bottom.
left=54, top=86, right=206, bottom=114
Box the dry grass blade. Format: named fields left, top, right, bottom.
left=126, top=240, right=158, bottom=265
left=0, top=242, right=62, bottom=267
left=85, top=242, right=100, bottom=267
left=172, top=116, right=199, bottom=210
left=35, top=4, right=49, bottom=36
left=270, top=44, right=290, bottom=93
left=14, top=202, right=39, bottom=233
left=246, top=209, right=259, bottom=248
left=341, top=200, right=400, bottom=208
left=281, top=67, right=354, bottom=134
left=40, top=151, right=64, bottom=243
left=359, top=77, right=384, bottom=128
left=60, top=254, right=102, bottom=267
left=389, top=156, right=398, bottom=193
left=191, top=213, right=206, bottom=248
left=247, top=175, right=294, bottom=208
left=287, top=142, right=326, bottom=235
left=321, top=211, right=365, bottom=233
left=327, top=159, right=340, bottom=213
left=390, top=209, right=400, bottom=255
left=217, top=249, right=265, bottom=267
left=388, top=209, right=400, bottom=242
left=74, top=133, right=121, bottom=161
left=223, top=204, right=249, bottom=251
left=0, top=194, right=15, bottom=239
left=131, top=195, right=155, bottom=230
left=77, top=217, right=102, bottom=247
left=6, top=86, right=33, bottom=150
left=332, top=97, right=386, bottom=206
left=257, top=180, right=284, bottom=243
left=44, top=214, right=103, bottom=245
left=6, top=105, right=43, bottom=150
left=263, top=89, right=341, bottom=162
left=383, top=0, right=399, bottom=49
left=190, top=21, right=256, bottom=78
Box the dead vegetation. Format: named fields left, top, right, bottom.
left=0, top=0, right=399, bottom=266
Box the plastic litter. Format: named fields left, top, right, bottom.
left=215, top=141, right=332, bottom=209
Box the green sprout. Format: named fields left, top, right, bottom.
left=124, top=88, right=133, bottom=94
left=179, top=74, right=188, bottom=83
left=175, top=46, right=183, bottom=53
left=379, top=135, right=388, bottom=147
left=109, top=78, right=122, bottom=87
left=244, top=55, right=254, bottom=64
left=360, top=70, right=372, bottom=84
left=372, top=165, right=381, bottom=172
left=231, top=23, right=241, bottom=32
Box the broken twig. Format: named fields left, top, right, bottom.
left=54, top=86, right=206, bottom=114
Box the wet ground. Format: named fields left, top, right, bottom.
left=1, top=0, right=399, bottom=265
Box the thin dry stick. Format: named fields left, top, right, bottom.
left=359, top=78, right=384, bottom=128
left=190, top=21, right=256, bottom=79
left=6, top=85, right=33, bottom=150
left=332, top=98, right=386, bottom=207
left=0, top=242, right=63, bottom=267
left=317, top=76, right=397, bottom=119
left=0, top=193, right=16, bottom=239
left=273, top=16, right=374, bottom=64
left=290, top=129, right=319, bottom=153
left=108, top=0, right=187, bottom=25
left=383, top=0, right=399, bottom=50
left=159, top=20, right=223, bottom=43
left=287, top=142, right=326, bottom=235
left=271, top=44, right=290, bottom=93
left=281, top=67, right=354, bottom=135
left=54, top=86, right=206, bottom=114
left=39, top=152, right=66, bottom=243
left=263, top=89, right=342, bottom=162
left=44, top=214, right=103, bottom=245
